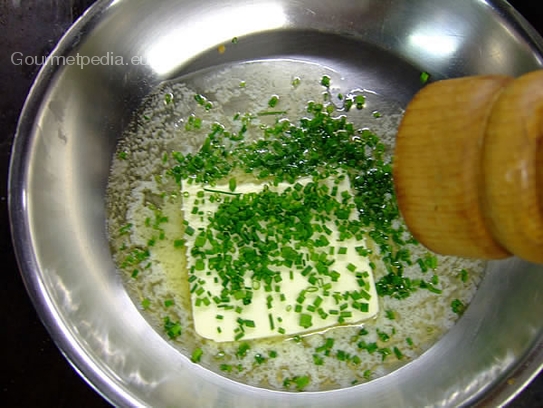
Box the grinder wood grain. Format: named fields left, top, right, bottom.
left=482, top=70, right=543, bottom=263
left=393, top=75, right=513, bottom=259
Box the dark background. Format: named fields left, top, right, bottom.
left=1, top=1, right=541, bottom=407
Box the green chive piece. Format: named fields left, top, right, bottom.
left=268, top=95, right=279, bottom=108
left=385, top=310, right=395, bottom=320
left=163, top=316, right=182, bottom=339
left=320, top=75, right=331, bottom=87
left=451, top=299, right=466, bottom=315
left=191, top=347, right=203, bottom=363
left=254, top=353, right=266, bottom=364
left=229, top=178, right=237, bottom=192
left=420, top=71, right=430, bottom=84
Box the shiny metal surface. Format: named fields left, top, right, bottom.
left=8, top=0, right=543, bottom=406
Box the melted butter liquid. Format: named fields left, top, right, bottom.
left=107, top=59, right=485, bottom=391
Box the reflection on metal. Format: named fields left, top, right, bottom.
left=8, top=0, right=543, bottom=407
left=146, top=2, right=287, bottom=75
left=408, top=32, right=460, bottom=58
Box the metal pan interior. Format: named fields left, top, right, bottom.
left=9, top=0, right=543, bottom=406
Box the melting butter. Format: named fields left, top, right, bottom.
left=182, top=175, right=378, bottom=342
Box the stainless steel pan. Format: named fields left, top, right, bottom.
left=9, top=0, right=543, bottom=406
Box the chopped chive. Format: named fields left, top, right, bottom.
left=385, top=310, right=395, bottom=320
left=294, top=375, right=310, bottom=390
left=378, top=347, right=391, bottom=361
left=451, top=299, right=466, bottom=315
left=355, top=94, right=366, bottom=109
left=313, top=354, right=324, bottom=365
left=254, top=353, right=266, bottom=364
left=118, top=223, right=132, bottom=235
left=229, top=178, right=237, bottom=192
left=417, top=258, right=428, bottom=273
left=268, top=95, right=279, bottom=108
left=420, top=71, right=430, bottom=84
left=191, top=347, right=203, bottom=363
left=320, top=75, right=331, bottom=87
left=174, top=239, right=185, bottom=248
left=141, top=298, right=151, bottom=309
left=163, top=316, right=182, bottom=339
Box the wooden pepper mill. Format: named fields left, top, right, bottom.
left=393, top=70, right=543, bottom=264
